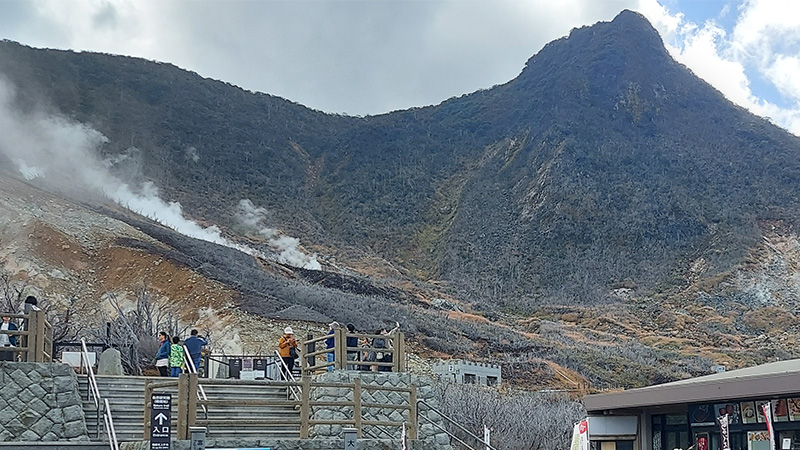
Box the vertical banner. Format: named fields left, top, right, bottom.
left=719, top=414, right=731, bottom=450
left=763, top=403, right=775, bottom=450
left=570, top=419, right=590, bottom=450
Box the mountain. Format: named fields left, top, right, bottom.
left=1, top=10, right=800, bottom=387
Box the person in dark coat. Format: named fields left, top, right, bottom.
left=183, top=329, right=208, bottom=374
left=154, top=331, right=170, bottom=376
left=345, top=323, right=359, bottom=370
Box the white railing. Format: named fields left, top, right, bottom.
left=275, top=350, right=301, bottom=400
left=80, top=338, right=119, bottom=450
left=182, top=345, right=209, bottom=419
left=102, top=398, right=120, bottom=450
left=80, top=339, right=100, bottom=409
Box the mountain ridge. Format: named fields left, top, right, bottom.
left=4, top=10, right=800, bottom=306
left=1, top=10, right=800, bottom=387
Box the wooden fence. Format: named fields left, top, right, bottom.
left=144, top=373, right=417, bottom=440
left=300, top=330, right=406, bottom=374
left=0, top=310, right=53, bottom=362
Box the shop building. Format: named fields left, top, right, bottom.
left=584, top=359, right=800, bottom=450
left=432, top=359, right=502, bottom=386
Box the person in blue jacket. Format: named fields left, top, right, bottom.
left=1, top=314, right=18, bottom=361
left=183, top=329, right=208, bottom=374
left=324, top=321, right=340, bottom=371
left=154, top=331, right=170, bottom=376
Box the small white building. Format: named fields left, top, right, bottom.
left=432, top=359, right=502, bottom=386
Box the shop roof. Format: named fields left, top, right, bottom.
left=584, top=359, right=800, bottom=412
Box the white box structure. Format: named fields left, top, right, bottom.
left=61, top=351, right=95, bottom=368
left=432, top=359, right=502, bottom=386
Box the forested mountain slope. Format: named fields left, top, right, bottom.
left=2, top=11, right=800, bottom=388
left=3, top=11, right=799, bottom=308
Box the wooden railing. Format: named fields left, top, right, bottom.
left=145, top=373, right=418, bottom=440
left=300, top=329, right=406, bottom=374
left=0, top=310, right=53, bottom=362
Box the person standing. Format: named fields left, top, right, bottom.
left=155, top=331, right=170, bottom=376
left=0, top=315, right=18, bottom=362
left=278, top=327, right=298, bottom=380
left=183, top=329, right=208, bottom=374
left=169, top=336, right=184, bottom=377
left=377, top=322, right=400, bottom=372
left=325, top=322, right=339, bottom=372
left=345, top=323, right=359, bottom=370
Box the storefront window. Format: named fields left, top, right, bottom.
left=653, top=414, right=690, bottom=450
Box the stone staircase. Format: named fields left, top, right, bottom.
left=77, top=375, right=301, bottom=442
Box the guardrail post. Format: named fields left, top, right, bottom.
left=144, top=381, right=153, bottom=439
left=34, top=310, right=46, bottom=362
left=306, top=332, right=315, bottom=374
left=177, top=374, right=189, bottom=439
left=335, top=327, right=346, bottom=370
left=26, top=311, right=38, bottom=362
left=300, top=376, right=311, bottom=438
left=394, top=332, right=405, bottom=372
left=409, top=384, right=418, bottom=439
left=353, top=378, right=362, bottom=438
left=187, top=373, right=198, bottom=430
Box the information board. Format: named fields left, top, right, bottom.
left=150, top=392, right=172, bottom=450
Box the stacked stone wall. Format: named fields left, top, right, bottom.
left=0, top=362, right=89, bottom=442
left=309, top=371, right=453, bottom=449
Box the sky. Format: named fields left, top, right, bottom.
left=0, top=0, right=798, bottom=135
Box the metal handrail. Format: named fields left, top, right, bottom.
left=81, top=338, right=115, bottom=444
left=274, top=350, right=301, bottom=400
left=183, top=345, right=209, bottom=419
left=80, top=338, right=100, bottom=409
left=417, top=399, right=497, bottom=450
left=103, top=398, right=120, bottom=450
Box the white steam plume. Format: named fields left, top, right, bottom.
left=0, top=77, right=272, bottom=260
left=236, top=199, right=322, bottom=270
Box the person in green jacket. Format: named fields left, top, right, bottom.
left=169, top=336, right=184, bottom=377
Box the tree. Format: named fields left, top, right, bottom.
left=99, top=283, right=183, bottom=375
left=432, top=381, right=585, bottom=450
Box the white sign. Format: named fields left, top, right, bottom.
left=570, top=419, right=589, bottom=450
left=61, top=351, right=95, bottom=368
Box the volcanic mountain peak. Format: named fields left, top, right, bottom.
left=2, top=10, right=800, bottom=388
left=518, top=10, right=680, bottom=96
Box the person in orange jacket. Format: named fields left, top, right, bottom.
left=278, top=326, right=298, bottom=380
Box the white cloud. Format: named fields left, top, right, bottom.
left=767, top=55, right=800, bottom=103
left=10, top=0, right=637, bottom=115
left=639, top=0, right=800, bottom=135
left=2, top=0, right=798, bottom=134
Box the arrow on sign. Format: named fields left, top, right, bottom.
left=154, top=413, right=169, bottom=425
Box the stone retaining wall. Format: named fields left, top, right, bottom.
left=309, top=371, right=453, bottom=449
left=0, top=362, right=89, bottom=442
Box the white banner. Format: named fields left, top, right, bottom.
left=570, top=419, right=590, bottom=450
left=763, top=403, right=775, bottom=450
left=719, top=414, right=730, bottom=450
